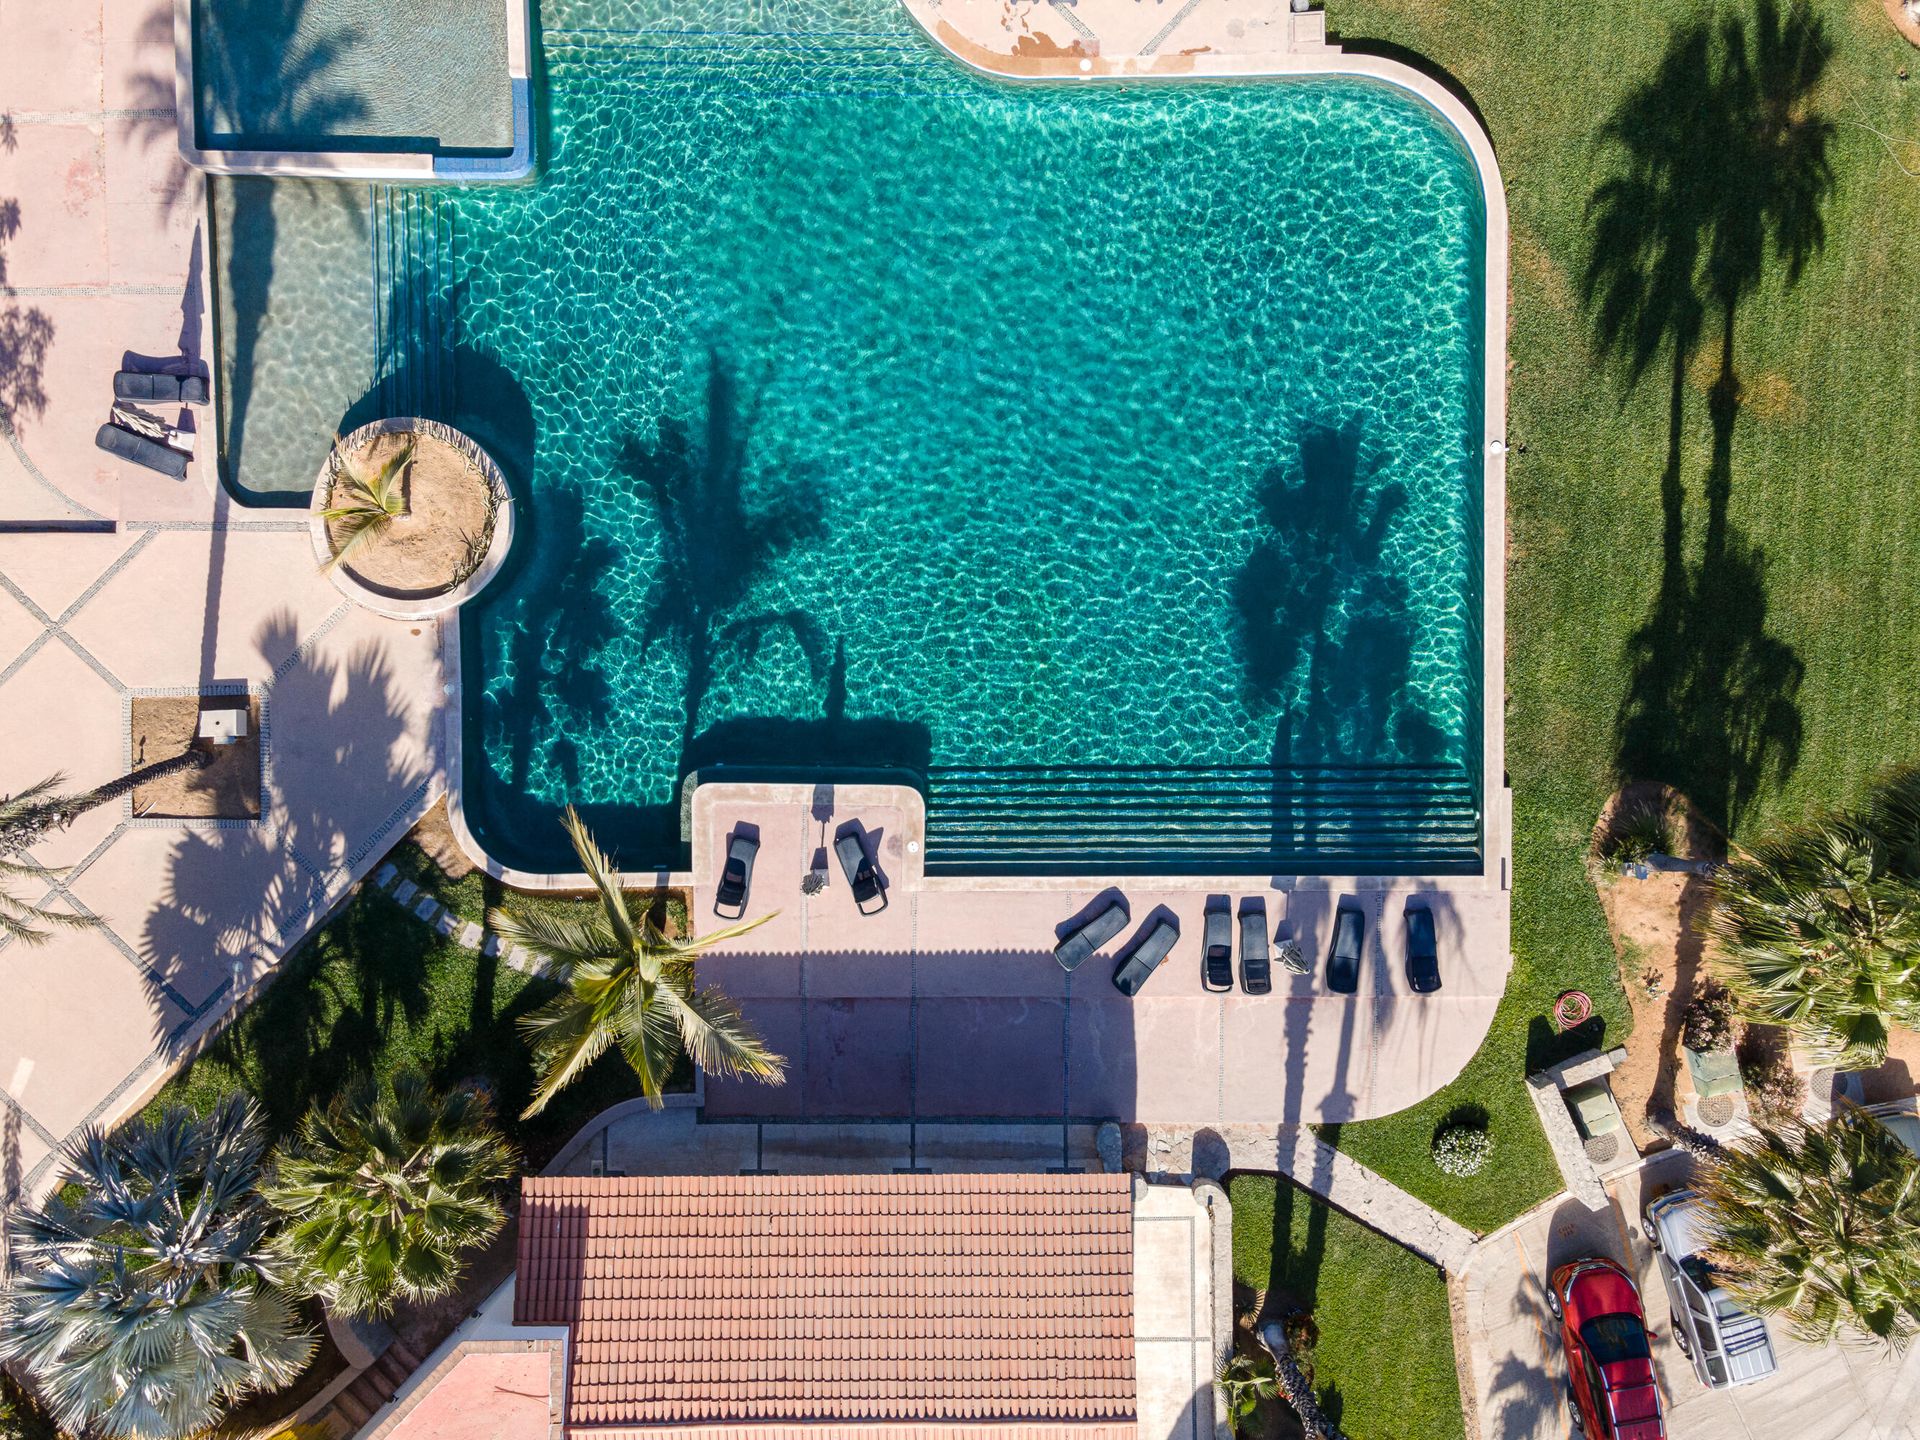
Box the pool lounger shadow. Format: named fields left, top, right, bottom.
left=1112, top=910, right=1180, bottom=996
left=1054, top=892, right=1130, bottom=972
left=94, top=421, right=187, bottom=479
left=834, top=823, right=888, bottom=914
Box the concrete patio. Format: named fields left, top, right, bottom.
left=0, top=0, right=447, bottom=1200
left=688, top=784, right=1510, bottom=1128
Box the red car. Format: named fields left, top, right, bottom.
left=1546, top=1258, right=1666, bottom=1439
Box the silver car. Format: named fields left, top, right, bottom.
left=1642, top=1188, right=1778, bottom=1390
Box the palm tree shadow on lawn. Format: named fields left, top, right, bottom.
left=1585, top=0, right=1831, bottom=837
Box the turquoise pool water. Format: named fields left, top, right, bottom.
left=219, top=0, right=1488, bottom=875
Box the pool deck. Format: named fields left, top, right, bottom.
left=0, top=0, right=1511, bottom=1202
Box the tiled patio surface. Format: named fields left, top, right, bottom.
left=693, top=789, right=1510, bottom=1126
left=0, top=0, right=447, bottom=1202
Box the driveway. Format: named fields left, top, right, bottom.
left=1462, top=1149, right=1920, bottom=1440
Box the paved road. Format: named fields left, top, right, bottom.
left=1462, top=1149, right=1920, bottom=1440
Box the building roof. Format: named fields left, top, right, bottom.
left=515, top=1174, right=1137, bottom=1433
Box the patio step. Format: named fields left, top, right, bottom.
left=922, top=763, right=1482, bottom=875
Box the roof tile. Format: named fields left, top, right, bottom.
left=518, top=1174, right=1136, bottom=1430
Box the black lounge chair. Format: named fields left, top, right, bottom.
left=1112, top=913, right=1180, bottom=997
left=1405, top=904, right=1441, bottom=993
left=1238, top=898, right=1272, bottom=995
left=94, top=422, right=187, bottom=479
left=834, top=826, right=887, bottom=914
left=113, top=371, right=208, bottom=405
left=713, top=829, right=758, bottom=919
left=1054, top=895, right=1129, bottom=972
left=1326, top=904, right=1365, bottom=994
left=1202, top=895, right=1232, bottom=992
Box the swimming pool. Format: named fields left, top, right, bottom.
left=217, top=0, right=1489, bottom=877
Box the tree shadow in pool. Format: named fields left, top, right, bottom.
left=1231, top=417, right=1444, bottom=864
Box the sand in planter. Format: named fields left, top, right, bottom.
left=327, top=432, right=495, bottom=598
left=130, top=695, right=261, bottom=819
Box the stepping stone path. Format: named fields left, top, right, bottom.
left=367, top=861, right=550, bottom=976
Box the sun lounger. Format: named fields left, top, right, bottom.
left=94, top=421, right=187, bottom=479
left=1202, top=895, right=1232, bottom=992
left=1112, top=913, right=1179, bottom=996
left=1326, top=904, right=1365, bottom=994
left=834, top=827, right=887, bottom=914
left=1054, top=895, right=1129, bottom=972
left=1405, top=904, right=1441, bottom=993
left=1238, top=899, right=1272, bottom=995
left=113, top=371, right=208, bottom=405
left=713, top=830, right=758, bottom=919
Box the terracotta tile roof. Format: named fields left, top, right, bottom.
left=515, top=1174, right=1136, bottom=1432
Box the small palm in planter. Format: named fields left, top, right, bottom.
left=318, top=434, right=414, bottom=571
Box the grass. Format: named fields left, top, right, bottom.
left=150, top=844, right=689, bottom=1165
left=1323, top=0, right=1920, bottom=1230
left=1228, top=1173, right=1464, bottom=1440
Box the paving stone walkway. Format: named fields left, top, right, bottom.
left=1140, top=1122, right=1478, bottom=1273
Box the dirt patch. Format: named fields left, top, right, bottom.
left=1743, top=371, right=1809, bottom=424
left=1589, top=783, right=1723, bottom=1151
left=1512, top=223, right=1577, bottom=316
left=326, top=431, right=495, bottom=598
left=408, top=795, right=477, bottom=880
left=129, top=695, right=260, bottom=820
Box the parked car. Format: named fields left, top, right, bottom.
left=1643, top=1189, right=1778, bottom=1389
left=1325, top=904, right=1364, bottom=994
left=1546, top=1257, right=1666, bottom=1440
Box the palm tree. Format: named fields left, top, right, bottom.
left=0, top=1097, right=315, bottom=1440
left=1698, top=1110, right=1920, bottom=1351
left=1703, top=810, right=1920, bottom=1068
left=318, top=433, right=414, bottom=571
left=262, top=1069, right=516, bottom=1318
left=1218, top=1351, right=1278, bottom=1434
left=490, top=807, right=785, bottom=1117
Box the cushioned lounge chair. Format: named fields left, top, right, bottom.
left=713, top=831, right=758, bottom=919
left=1238, top=899, right=1272, bottom=995
left=1054, top=895, right=1129, bottom=972
left=1202, top=895, right=1232, bottom=992
left=113, top=371, right=208, bottom=405
left=1326, top=904, right=1365, bottom=994
left=1405, top=904, right=1441, bottom=993
left=834, top=827, right=887, bottom=914
left=1112, top=913, right=1179, bottom=997
left=94, top=422, right=187, bottom=479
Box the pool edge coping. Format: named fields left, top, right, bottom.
left=170, top=0, right=536, bottom=183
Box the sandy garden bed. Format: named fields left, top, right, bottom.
left=129, top=695, right=261, bottom=820
left=322, top=428, right=498, bottom=598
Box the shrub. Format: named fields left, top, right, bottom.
left=1737, top=1026, right=1805, bottom=1121
left=1432, top=1123, right=1494, bottom=1176
left=1683, top=979, right=1737, bottom=1053
left=1604, top=798, right=1673, bottom=865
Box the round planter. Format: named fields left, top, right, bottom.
left=309, top=417, right=515, bottom=622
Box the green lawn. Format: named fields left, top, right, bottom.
left=1325, top=0, right=1920, bottom=1230
left=1228, top=1173, right=1464, bottom=1440
left=149, top=845, right=685, bottom=1163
